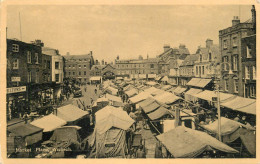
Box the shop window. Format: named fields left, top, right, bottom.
left=12, top=44, right=19, bottom=52
left=223, top=40, right=228, bottom=49
left=13, top=59, right=19, bottom=69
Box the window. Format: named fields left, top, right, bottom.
left=69, top=72, right=71, bottom=75
left=47, top=61, right=51, bottom=69
left=55, top=62, right=59, bottom=69
left=150, top=64, right=154, bottom=68
left=79, top=65, right=81, bottom=68
left=84, top=71, right=86, bottom=75
left=200, top=55, right=202, bottom=62
left=250, top=85, right=256, bottom=98
left=232, top=37, right=237, bottom=47
left=209, top=53, right=212, bottom=62
left=224, top=79, right=229, bottom=91
left=232, top=55, right=238, bottom=71
left=196, top=66, right=198, bottom=75
left=69, top=65, right=71, bottom=68
left=245, top=66, right=250, bottom=79
left=253, top=66, right=256, bottom=80
left=234, top=79, right=239, bottom=93
left=12, top=44, right=19, bottom=52
left=79, top=72, right=81, bottom=75
left=199, top=66, right=201, bottom=76
left=27, top=71, right=32, bottom=82
left=35, top=71, right=39, bottom=83
left=35, top=53, right=39, bottom=64
left=55, top=74, right=59, bottom=82
left=27, top=51, right=31, bottom=63
left=202, top=66, right=205, bottom=75
left=73, top=72, right=75, bottom=75
left=223, top=56, right=229, bottom=70
left=247, top=46, right=252, bottom=58
left=13, top=59, right=19, bottom=69
left=223, top=40, right=228, bottom=49
left=73, top=65, right=75, bottom=68
left=84, top=65, right=86, bottom=68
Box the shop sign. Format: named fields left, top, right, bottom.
left=7, top=86, right=26, bottom=94
left=11, top=77, right=21, bottom=82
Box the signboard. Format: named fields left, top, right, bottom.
left=212, top=97, right=218, bottom=102
left=11, top=77, right=21, bottom=82
left=105, top=143, right=115, bottom=147
left=7, top=86, right=26, bottom=94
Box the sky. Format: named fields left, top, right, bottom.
left=6, top=5, right=253, bottom=62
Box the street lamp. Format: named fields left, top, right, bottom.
left=213, top=62, right=233, bottom=141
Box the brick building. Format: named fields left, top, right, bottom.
left=64, top=52, right=95, bottom=83
left=219, top=6, right=256, bottom=97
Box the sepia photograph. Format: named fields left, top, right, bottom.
left=1, top=2, right=257, bottom=162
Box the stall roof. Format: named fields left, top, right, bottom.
left=186, top=78, right=201, bottom=86
left=220, top=96, right=256, bottom=115
left=8, top=124, right=43, bottom=137
left=105, top=93, right=122, bottom=102
left=185, top=88, right=203, bottom=96
left=167, top=87, right=177, bottom=93
left=161, top=76, right=169, bottom=82
left=196, top=79, right=212, bottom=88
left=147, top=74, right=157, bottom=78
left=96, top=97, right=109, bottom=103
left=202, top=117, right=254, bottom=136
left=95, top=106, right=134, bottom=134
left=151, top=89, right=167, bottom=96
left=142, top=101, right=160, bottom=113
left=138, top=97, right=156, bottom=108
left=57, top=104, right=89, bottom=122
left=90, top=76, right=102, bottom=81
left=161, top=85, right=172, bottom=91
left=154, top=92, right=181, bottom=105
left=156, top=126, right=238, bottom=158
left=129, top=92, right=152, bottom=104
left=147, top=106, right=170, bottom=120
left=125, top=88, right=138, bottom=97
left=146, top=81, right=158, bottom=86
left=155, top=76, right=162, bottom=81
left=30, top=114, right=67, bottom=132
left=195, top=90, right=236, bottom=103
left=144, top=87, right=160, bottom=94
left=173, top=86, right=187, bottom=94
left=116, top=77, right=123, bottom=80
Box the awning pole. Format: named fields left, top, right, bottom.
left=216, top=84, right=222, bottom=141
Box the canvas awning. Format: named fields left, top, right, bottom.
left=154, top=92, right=181, bottom=105
left=57, top=104, right=89, bottom=123
left=105, top=86, right=118, bottom=95
left=151, top=89, right=167, bottom=96
left=146, top=81, right=158, bottom=86
left=168, top=87, right=177, bottom=93
left=155, top=76, right=162, bottom=81
left=138, top=97, right=156, bottom=108
left=173, top=86, right=187, bottom=95
left=142, top=101, right=160, bottom=113
left=161, top=85, right=172, bottom=91
left=147, top=106, right=170, bottom=120
left=161, top=76, right=169, bottom=82
left=156, top=126, right=238, bottom=158
left=186, top=78, right=201, bottom=86
left=184, top=88, right=203, bottom=102
left=95, top=106, right=134, bottom=134
left=196, top=78, right=212, bottom=88
left=129, top=92, right=152, bottom=104
left=147, top=74, right=157, bottom=78
left=125, top=88, right=138, bottom=97
left=105, top=93, right=122, bottom=103
left=138, top=74, right=146, bottom=79
left=186, top=78, right=212, bottom=88
left=144, top=87, right=160, bottom=94
left=220, top=96, right=256, bottom=115
left=90, top=76, right=101, bottom=81
left=195, top=90, right=236, bottom=103
left=30, top=114, right=67, bottom=132
left=8, top=124, right=43, bottom=145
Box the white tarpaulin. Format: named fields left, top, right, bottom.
left=57, top=104, right=89, bottom=123
left=95, top=106, right=134, bottom=134
left=30, top=114, right=67, bottom=132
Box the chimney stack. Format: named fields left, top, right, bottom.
left=252, top=5, right=256, bottom=28
left=102, top=60, right=104, bottom=65
left=163, top=44, right=171, bottom=52
left=232, top=16, right=240, bottom=26
left=96, top=60, right=99, bottom=65
left=66, top=52, right=70, bottom=56
left=206, top=39, right=213, bottom=48
left=105, top=62, right=107, bottom=65
left=90, top=51, right=93, bottom=56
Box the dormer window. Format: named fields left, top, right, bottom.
left=12, top=44, right=19, bottom=52
left=200, top=54, right=202, bottom=62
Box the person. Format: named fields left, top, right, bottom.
left=233, top=114, right=240, bottom=122
left=155, top=143, right=163, bottom=158
left=94, top=89, right=97, bottom=95
left=90, top=98, right=94, bottom=105
left=136, top=145, right=146, bottom=158
left=84, top=87, right=87, bottom=92
left=23, top=112, right=29, bottom=124
left=240, top=116, right=247, bottom=125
